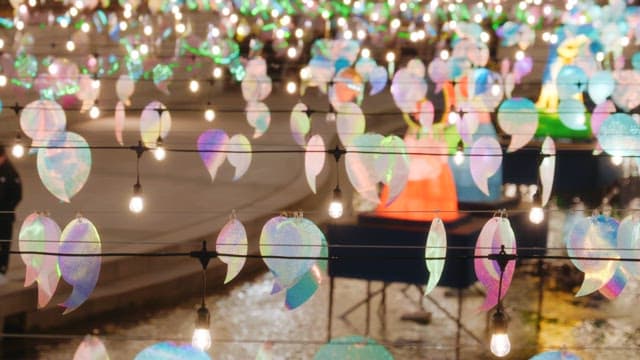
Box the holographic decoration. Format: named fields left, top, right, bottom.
left=259, top=216, right=324, bottom=289
left=556, top=65, right=587, bottom=100
left=216, top=217, right=248, bottom=284
left=598, top=113, right=640, bottom=157
left=590, top=100, right=616, bottom=139
left=588, top=71, right=615, bottom=105
left=497, top=98, right=538, bottom=152
left=18, top=212, right=61, bottom=308
left=226, top=134, right=252, bottom=181
left=369, top=66, right=388, bottom=95
left=242, top=57, right=272, bottom=102
left=314, top=336, right=394, bottom=360
left=566, top=215, right=619, bottom=297
left=114, top=101, right=125, bottom=146
left=380, top=135, right=410, bottom=206
left=428, top=58, right=448, bottom=93
left=59, top=216, right=101, bottom=314
left=20, top=99, right=67, bottom=148
left=115, top=74, right=135, bottom=106
left=599, top=266, right=628, bottom=300
left=424, top=217, right=446, bottom=295
left=336, top=102, right=366, bottom=146
left=539, top=137, right=556, bottom=207
left=246, top=102, right=271, bottom=139
left=557, top=99, right=587, bottom=131
left=391, top=67, right=427, bottom=113
left=134, top=342, right=211, bottom=360
left=329, top=67, right=364, bottom=106
left=617, top=215, right=640, bottom=279
left=140, top=101, right=171, bottom=148
left=290, top=103, right=311, bottom=147
left=285, top=230, right=328, bottom=310
left=612, top=70, right=640, bottom=111
left=345, top=133, right=385, bottom=204
left=72, top=335, right=110, bottom=360
left=37, top=132, right=92, bottom=203
left=469, top=136, right=503, bottom=196
left=304, top=135, right=326, bottom=194
left=197, top=129, right=229, bottom=182
left=474, top=217, right=517, bottom=311
left=152, top=63, right=173, bottom=94
left=529, top=350, right=582, bottom=360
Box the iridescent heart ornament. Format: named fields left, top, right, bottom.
left=497, top=98, right=538, bottom=152
left=140, top=101, right=171, bottom=148
left=226, top=134, right=252, bottom=181
left=539, top=137, right=556, bottom=207
left=216, top=217, right=248, bottom=284
left=20, top=99, right=67, bottom=148
left=424, top=217, right=446, bottom=295
left=246, top=101, right=271, bottom=139
left=197, top=129, right=229, bottom=182
left=73, top=335, right=109, bottom=360
left=305, top=135, right=326, bottom=194
left=470, top=136, right=503, bottom=196
left=18, top=212, right=61, bottom=308
left=59, top=216, right=101, bottom=314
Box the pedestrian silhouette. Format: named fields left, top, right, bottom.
left=0, top=144, right=22, bottom=284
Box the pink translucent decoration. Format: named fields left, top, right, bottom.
left=391, top=68, right=427, bottom=113
left=246, top=101, right=271, bottom=139
left=304, top=135, right=326, bottom=194
left=226, top=134, right=252, bottom=181
left=336, top=102, right=366, bottom=146
left=457, top=111, right=479, bottom=145
left=474, top=217, right=517, bottom=311
left=197, top=129, right=228, bottom=182
left=114, top=101, right=125, bottom=146
left=259, top=216, right=324, bottom=288
left=567, top=216, right=619, bottom=297
left=140, top=101, right=171, bottom=148
left=73, top=335, right=109, bottom=360
left=116, top=75, right=135, bottom=106
left=380, top=135, right=410, bottom=205
left=424, top=218, right=446, bottom=295
left=590, top=100, right=616, bottom=137
left=216, top=218, right=248, bottom=284
left=405, top=134, right=448, bottom=181
left=18, top=213, right=61, bottom=308
left=242, top=69, right=272, bottom=102
left=345, top=133, right=385, bottom=204
left=612, top=70, right=640, bottom=111
left=417, top=100, right=435, bottom=131
left=369, top=66, right=388, bottom=95
left=427, top=58, right=448, bottom=93
left=497, top=98, right=539, bottom=152
left=290, top=103, right=310, bottom=147
left=539, top=137, right=556, bottom=207
left=20, top=99, right=67, bottom=148
left=59, top=217, right=101, bottom=314
left=452, top=39, right=486, bottom=67
left=76, top=74, right=99, bottom=104
left=513, top=56, right=533, bottom=82
left=469, top=136, right=503, bottom=196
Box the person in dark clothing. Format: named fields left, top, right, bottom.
left=0, top=144, right=22, bottom=283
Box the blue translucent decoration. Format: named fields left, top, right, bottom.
left=314, top=336, right=394, bottom=360
left=134, top=342, right=211, bottom=360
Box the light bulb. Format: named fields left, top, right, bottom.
left=176, top=23, right=186, bottom=34
left=529, top=206, right=544, bottom=224
left=91, top=79, right=101, bottom=89
left=89, top=104, right=100, bottom=119
left=490, top=333, right=511, bottom=357
left=130, top=49, right=140, bottom=60
left=611, top=155, right=623, bottom=166
left=129, top=183, right=144, bottom=213
left=295, top=28, right=304, bottom=39
left=0, top=74, right=7, bottom=87
left=119, top=20, right=128, bottom=31
left=81, top=22, right=90, bottom=33
left=385, top=51, right=395, bottom=63
left=515, top=50, right=525, bottom=61
left=329, top=188, right=343, bottom=219
left=204, top=108, right=215, bottom=122
left=0, top=38, right=4, bottom=49
left=448, top=111, right=460, bottom=125
left=491, top=84, right=501, bottom=96
left=140, top=44, right=149, bottom=55
left=144, top=25, right=153, bottom=36
left=212, top=67, right=222, bottom=79
left=11, top=142, right=24, bottom=159
left=192, top=329, right=211, bottom=351
left=361, top=48, right=370, bottom=58
left=480, top=31, right=490, bottom=43
left=66, top=39, right=75, bottom=52
left=189, top=79, right=200, bottom=93
left=286, top=81, right=297, bottom=94
left=454, top=150, right=464, bottom=166
left=15, top=20, right=24, bottom=31
left=154, top=139, right=166, bottom=161
left=440, top=49, right=449, bottom=60
left=287, top=47, right=297, bottom=59
left=621, top=36, right=630, bottom=47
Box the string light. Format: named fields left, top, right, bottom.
left=440, top=49, right=450, bottom=60
left=287, top=47, right=297, bottom=59
left=454, top=140, right=464, bottom=166
left=11, top=133, right=25, bottom=159
left=89, top=103, right=100, bottom=119
left=129, top=182, right=144, bottom=213
left=143, top=25, right=153, bottom=36
left=154, top=137, right=167, bottom=161
left=0, top=75, right=7, bottom=87
left=189, top=79, right=200, bottom=93
left=66, top=39, right=75, bottom=52
left=0, top=38, right=4, bottom=50
left=328, top=187, right=343, bottom=219
left=286, top=81, right=297, bottom=94
left=192, top=242, right=213, bottom=352
left=488, top=246, right=515, bottom=358
left=611, top=155, right=623, bottom=166
left=212, top=67, right=223, bottom=79
left=81, top=22, right=90, bottom=33
left=204, top=104, right=216, bottom=122
left=529, top=206, right=544, bottom=224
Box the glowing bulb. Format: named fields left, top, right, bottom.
left=543, top=5, right=552, bottom=15
left=529, top=206, right=544, bottom=224
left=385, top=51, right=395, bottom=63
left=28, top=0, right=36, bottom=7
left=204, top=108, right=215, bottom=122
left=440, top=49, right=449, bottom=60
left=287, top=47, right=297, bottom=59
left=515, top=50, right=525, bottom=61
left=65, top=39, right=75, bottom=52
left=295, top=28, right=304, bottom=39
left=286, top=81, right=297, bottom=94
left=192, top=329, right=211, bottom=351
left=130, top=49, right=140, bottom=60
left=11, top=142, right=24, bottom=159
left=176, top=23, right=186, bottom=34
left=211, top=45, right=221, bottom=55
left=48, top=63, right=59, bottom=75
left=620, top=36, right=630, bottom=47
left=0, top=38, right=4, bottom=49
left=474, top=14, right=483, bottom=23
left=399, top=2, right=407, bottom=11
left=123, top=9, right=132, bottom=19
left=390, top=18, right=401, bottom=30
left=119, top=21, right=128, bottom=31
left=154, top=146, right=166, bottom=161
left=495, top=4, right=503, bottom=13
left=549, top=34, right=558, bottom=44
left=490, top=334, right=511, bottom=357
left=69, top=6, right=78, bottom=17
left=611, top=155, right=623, bottom=166
left=15, top=20, right=24, bottom=31
left=300, top=67, right=311, bottom=80
left=542, top=32, right=550, bottom=42
left=189, top=79, right=200, bottom=93
left=448, top=111, right=460, bottom=125
left=422, top=13, right=431, bottom=22
left=0, top=75, right=7, bottom=87
left=448, top=20, right=457, bottom=29
left=212, top=67, right=222, bottom=79
left=357, top=29, right=366, bottom=40
left=174, top=11, right=183, bottom=21
left=480, top=31, right=490, bottom=43
left=144, top=25, right=153, bottom=36
left=491, top=84, right=501, bottom=96
left=361, top=48, right=370, bottom=58
left=89, top=104, right=100, bottom=119
left=275, top=29, right=285, bottom=39
left=81, top=22, right=90, bottom=33
left=129, top=194, right=143, bottom=213
left=454, top=150, right=464, bottom=166
left=328, top=188, right=343, bottom=219
left=596, top=52, right=605, bottom=62
left=139, top=44, right=149, bottom=55
left=337, top=17, right=347, bottom=27
left=60, top=18, right=69, bottom=28
left=91, top=79, right=101, bottom=89
left=343, top=30, right=353, bottom=40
